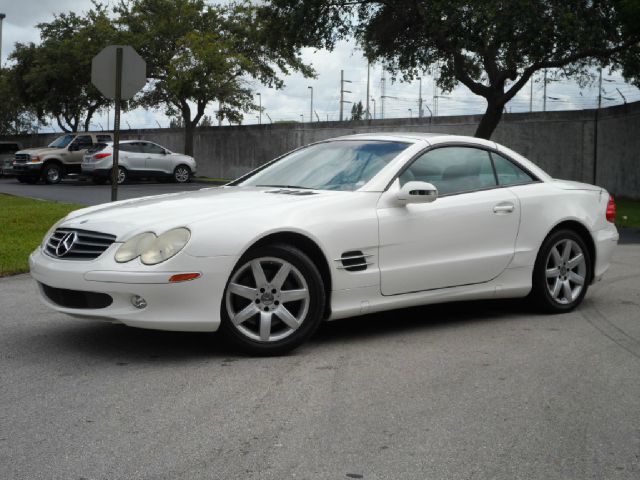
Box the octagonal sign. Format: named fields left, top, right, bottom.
left=91, top=45, right=146, bottom=100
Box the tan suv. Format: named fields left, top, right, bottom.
left=13, top=132, right=113, bottom=184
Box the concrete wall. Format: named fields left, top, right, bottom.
left=4, top=101, right=639, bottom=198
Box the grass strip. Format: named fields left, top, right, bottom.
left=0, top=194, right=83, bottom=276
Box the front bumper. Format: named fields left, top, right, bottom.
left=13, top=162, right=43, bottom=177
left=29, top=245, right=237, bottom=332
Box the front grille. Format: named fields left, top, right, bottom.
left=14, top=153, right=30, bottom=164
left=41, top=283, right=113, bottom=309
left=45, top=228, right=116, bottom=260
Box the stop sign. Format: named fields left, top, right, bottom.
left=91, top=45, right=146, bottom=100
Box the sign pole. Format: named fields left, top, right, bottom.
left=111, top=47, right=123, bottom=202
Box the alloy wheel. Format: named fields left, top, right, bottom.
left=544, top=239, right=587, bottom=305
left=174, top=166, right=190, bottom=183
left=225, top=257, right=310, bottom=342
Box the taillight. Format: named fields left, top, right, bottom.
left=94, top=153, right=112, bottom=160
left=606, top=195, right=616, bottom=223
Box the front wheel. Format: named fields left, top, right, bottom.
left=173, top=165, right=191, bottom=183
left=219, top=244, right=326, bottom=355
left=43, top=163, right=62, bottom=184
left=530, top=229, right=591, bottom=313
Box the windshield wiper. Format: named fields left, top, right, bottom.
left=256, top=184, right=314, bottom=190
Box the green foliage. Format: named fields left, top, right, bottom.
left=0, top=69, right=37, bottom=135
left=350, top=101, right=364, bottom=121
left=261, top=0, right=640, bottom=138
left=9, top=3, right=118, bottom=132
left=0, top=194, right=82, bottom=276
left=115, top=0, right=314, bottom=154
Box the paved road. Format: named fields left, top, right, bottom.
left=1, top=245, right=639, bottom=480
left=0, top=177, right=211, bottom=206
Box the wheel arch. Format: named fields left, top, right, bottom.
left=545, top=219, right=596, bottom=283
left=243, top=231, right=333, bottom=319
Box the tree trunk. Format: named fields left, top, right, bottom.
left=184, top=120, right=195, bottom=156
left=474, top=100, right=504, bottom=140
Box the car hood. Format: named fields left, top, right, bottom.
left=17, top=147, right=63, bottom=156
left=61, top=186, right=354, bottom=240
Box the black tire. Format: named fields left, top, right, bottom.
left=92, top=177, right=108, bottom=185
left=109, top=167, right=127, bottom=185
left=173, top=165, right=191, bottom=183
left=219, top=243, right=326, bottom=356
left=530, top=229, right=592, bottom=313
left=43, top=163, right=62, bottom=184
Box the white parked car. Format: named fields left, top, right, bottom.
left=30, top=133, right=618, bottom=355
left=82, top=140, right=197, bottom=184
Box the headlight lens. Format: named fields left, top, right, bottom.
left=114, top=232, right=157, bottom=263
left=140, top=228, right=190, bottom=265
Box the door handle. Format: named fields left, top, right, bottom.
left=493, top=203, right=515, bottom=214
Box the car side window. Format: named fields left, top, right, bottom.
left=399, top=147, right=497, bottom=195
left=72, top=135, right=93, bottom=149
left=140, top=142, right=165, bottom=155
left=119, top=143, right=140, bottom=153
left=491, top=153, right=535, bottom=186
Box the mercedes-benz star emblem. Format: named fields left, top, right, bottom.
left=55, top=231, right=78, bottom=257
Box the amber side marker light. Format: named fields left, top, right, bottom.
left=169, top=273, right=201, bottom=283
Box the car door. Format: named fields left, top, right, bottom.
left=120, top=143, right=146, bottom=172
left=66, top=135, right=93, bottom=165
left=377, top=145, right=520, bottom=295
left=140, top=142, right=172, bottom=173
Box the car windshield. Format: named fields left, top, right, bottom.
left=238, top=140, right=410, bottom=191
left=48, top=134, right=76, bottom=148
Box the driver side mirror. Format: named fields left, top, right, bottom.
left=396, top=181, right=438, bottom=204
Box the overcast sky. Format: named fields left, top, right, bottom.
left=2, top=0, right=639, bottom=133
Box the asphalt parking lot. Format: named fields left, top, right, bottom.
left=1, top=244, right=639, bottom=479
left=0, top=176, right=210, bottom=206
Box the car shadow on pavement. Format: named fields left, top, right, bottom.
left=40, top=298, right=534, bottom=361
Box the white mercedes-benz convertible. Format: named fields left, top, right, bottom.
left=30, top=133, right=619, bottom=354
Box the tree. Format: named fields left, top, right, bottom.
left=116, top=0, right=313, bottom=155
left=10, top=4, right=117, bottom=132
left=350, top=101, right=364, bottom=121
left=0, top=68, right=38, bottom=135
left=261, top=0, right=640, bottom=139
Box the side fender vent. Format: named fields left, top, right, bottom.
left=338, top=250, right=372, bottom=272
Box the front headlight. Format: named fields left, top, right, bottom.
left=115, top=232, right=157, bottom=263
left=141, top=228, right=191, bottom=265
left=114, top=228, right=191, bottom=265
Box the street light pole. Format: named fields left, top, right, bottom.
left=0, top=13, right=6, bottom=67
left=308, top=86, right=313, bottom=123
left=371, top=98, right=376, bottom=120
left=418, top=77, right=423, bottom=118
left=256, top=93, right=262, bottom=125
left=408, top=108, right=412, bottom=119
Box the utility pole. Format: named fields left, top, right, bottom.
left=308, top=86, right=313, bottom=123
left=543, top=69, right=548, bottom=112
left=339, top=70, right=352, bottom=121
left=408, top=108, right=412, bottom=119
left=381, top=74, right=386, bottom=119
left=529, top=74, right=534, bottom=112
left=418, top=77, right=423, bottom=118
left=256, top=93, right=262, bottom=125
left=371, top=98, right=376, bottom=120
left=597, top=67, right=603, bottom=110
left=366, top=61, right=371, bottom=120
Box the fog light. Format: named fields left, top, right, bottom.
left=131, top=295, right=147, bottom=309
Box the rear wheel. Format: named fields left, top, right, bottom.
left=109, top=167, right=127, bottom=185
left=173, top=165, right=191, bottom=183
left=219, top=244, right=325, bottom=355
left=530, top=229, right=591, bottom=313
left=43, top=163, right=62, bottom=184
